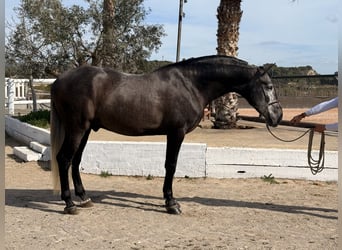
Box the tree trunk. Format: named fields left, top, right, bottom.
left=101, top=0, right=116, bottom=67
left=213, top=0, right=242, bottom=129
left=28, top=74, right=37, bottom=112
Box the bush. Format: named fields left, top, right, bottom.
left=18, top=110, right=50, bottom=128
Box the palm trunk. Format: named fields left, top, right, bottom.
left=213, top=0, right=242, bottom=129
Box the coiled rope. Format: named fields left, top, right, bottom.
left=266, top=124, right=325, bottom=175
left=307, top=129, right=325, bottom=175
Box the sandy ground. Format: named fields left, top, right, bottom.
left=5, top=108, right=338, bottom=249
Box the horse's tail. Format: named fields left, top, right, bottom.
left=50, top=99, right=64, bottom=194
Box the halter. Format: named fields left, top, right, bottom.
left=254, top=63, right=281, bottom=108
left=259, top=80, right=281, bottom=107
left=267, top=100, right=280, bottom=106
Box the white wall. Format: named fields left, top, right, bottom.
left=5, top=115, right=338, bottom=181
left=206, top=147, right=338, bottom=181
left=80, top=141, right=207, bottom=177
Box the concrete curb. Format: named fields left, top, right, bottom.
left=206, top=147, right=337, bottom=181
left=5, top=115, right=338, bottom=181
left=80, top=141, right=206, bottom=177
left=5, top=115, right=50, bottom=145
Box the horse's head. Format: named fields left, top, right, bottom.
left=244, top=65, right=283, bottom=127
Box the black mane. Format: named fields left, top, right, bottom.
left=182, top=55, right=249, bottom=66
left=156, top=55, right=250, bottom=72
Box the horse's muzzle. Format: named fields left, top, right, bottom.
left=266, top=102, right=283, bottom=127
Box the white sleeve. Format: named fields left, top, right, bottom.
left=305, top=97, right=338, bottom=116
left=325, top=123, right=338, bottom=132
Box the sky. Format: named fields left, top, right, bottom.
left=6, top=0, right=338, bottom=74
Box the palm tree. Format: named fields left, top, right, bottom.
left=213, top=0, right=242, bottom=129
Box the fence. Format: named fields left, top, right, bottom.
left=272, top=74, right=338, bottom=109
left=272, top=74, right=338, bottom=98
left=5, top=78, right=28, bottom=100
left=5, top=78, right=55, bottom=115
left=238, top=74, right=338, bottom=109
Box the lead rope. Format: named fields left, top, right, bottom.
left=266, top=124, right=325, bottom=175
left=266, top=124, right=311, bottom=142
left=307, top=129, right=325, bottom=175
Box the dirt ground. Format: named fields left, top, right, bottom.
left=5, top=108, right=338, bottom=249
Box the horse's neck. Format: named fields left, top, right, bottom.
left=193, top=65, right=254, bottom=103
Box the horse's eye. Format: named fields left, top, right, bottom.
left=266, top=85, right=273, bottom=90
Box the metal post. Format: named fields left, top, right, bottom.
left=176, top=0, right=184, bottom=62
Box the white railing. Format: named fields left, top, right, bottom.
left=5, top=78, right=55, bottom=115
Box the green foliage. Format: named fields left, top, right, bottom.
left=265, top=64, right=317, bottom=77
left=146, top=174, right=154, bottom=180
left=261, top=174, right=279, bottom=184
left=18, top=110, right=50, bottom=128
left=261, top=63, right=338, bottom=98
left=100, top=171, right=112, bottom=178
left=6, top=0, right=166, bottom=78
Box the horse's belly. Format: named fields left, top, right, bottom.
left=98, top=112, right=164, bottom=136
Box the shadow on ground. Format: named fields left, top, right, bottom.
left=5, top=188, right=337, bottom=220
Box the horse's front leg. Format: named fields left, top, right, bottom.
left=163, top=129, right=185, bottom=214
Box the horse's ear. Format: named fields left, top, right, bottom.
left=258, top=63, right=276, bottom=76
left=264, top=63, right=276, bottom=73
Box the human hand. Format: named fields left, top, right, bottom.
left=313, top=124, right=325, bottom=133
left=290, top=112, right=306, bottom=124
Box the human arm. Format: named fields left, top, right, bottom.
left=305, top=97, right=338, bottom=116
left=290, top=97, right=338, bottom=125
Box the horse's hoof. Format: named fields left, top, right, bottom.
left=64, top=205, right=78, bottom=215
left=165, top=200, right=182, bottom=215
left=79, top=198, right=93, bottom=208
left=166, top=205, right=182, bottom=215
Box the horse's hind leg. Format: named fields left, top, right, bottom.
left=163, top=129, right=185, bottom=214
left=57, top=131, right=85, bottom=214
left=71, top=128, right=93, bottom=208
